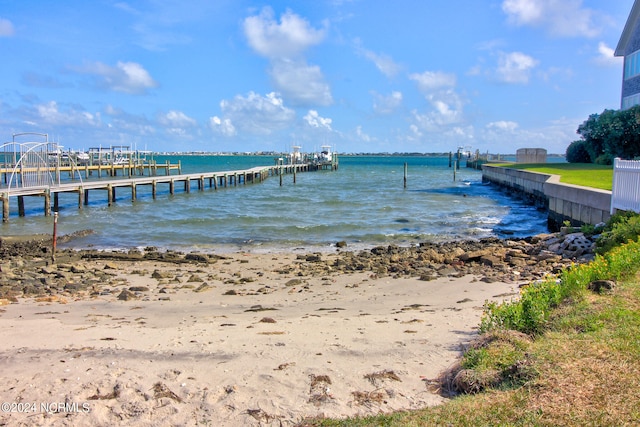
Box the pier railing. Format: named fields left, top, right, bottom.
left=611, top=158, right=640, bottom=214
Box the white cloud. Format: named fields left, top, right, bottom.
left=303, top=110, right=332, bottom=130
left=244, top=8, right=326, bottom=59
left=243, top=9, right=332, bottom=107
left=356, top=125, right=372, bottom=142
left=409, top=71, right=456, bottom=93
left=502, top=0, right=601, bottom=38
left=211, top=91, right=295, bottom=136
left=486, top=121, right=519, bottom=132
left=496, top=51, right=538, bottom=84
left=269, top=59, right=333, bottom=106
left=0, top=17, right=15, bottom=36
left=159, top=110, right=197, bottom=127
left=36, top=101, right=100, bottom=126
left=79, top=61, right=158, bottom=94
left=209, top=116, right=236, bottom=137
left=409, top=71, right=465, bottom=133
left=411, top=90, right=465, bottom=132
left=361, top=49, right=401, bottom=78
left=479, top=117, right=577, bottom=153
left=594, top=42, right=620, bottom=67
left=158, top=110, right=197, bottom=138
left=372, top=91, right=403, bottom=114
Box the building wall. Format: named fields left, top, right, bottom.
left=516, top=148, right=547, bottom=163
left=482, top=165, right=611, bottom=230
left=621, top=18, right=640, bottom=105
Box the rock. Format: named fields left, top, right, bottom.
left=185, top=253, right=209, bottom=263
left=129, top=286, right=150, bottom=292
left=117, top=290, right=137, bottom=301
left=588, top=280, right=616, bottom=294
left=193, top=283, right=211, bottom=293
left=152, top=270, right=173, bottom=279
left=335, top=241, right=347, bottom=248
left=459, top=249, right=492, bottom=262
left=285, top=279, right=303, bottom=287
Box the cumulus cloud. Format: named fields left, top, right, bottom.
left=372, top=91, right=403, bottom=114
left=496, top=51, right=538, bottom=84
left=210, top=91, right=295, bottom=136
left=486, top=121, right=519, bottom=132
left=303, top=110, right=332, bottom=130
left=244, top=8, right=332, bottom=107
left=409, top=71, right=456, bottom=93
left=0, top=17, right=15, bottom=36
left=209, top=116, right=236, bottom=137
left=594, top=42, right=620, bottom=67
left=78, top=61, right=158, bottom=94
left=409, top=70, right=465, bottom=134
left=502, top=0, right=601, bottom=38
left=269, top=59, right=333, bottom=106
left=158, top=110, right=197, bottom=137
left=36, top=101, right=100, bottom=126
left=244, top=7, right=326, bottom=59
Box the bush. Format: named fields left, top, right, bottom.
left=481, top=233, right=640, bottom=336
left=596, top=211, right=640, bottom=254
left=595, top=154, right=614, bottom=165
left=566, top=140, right=592, bottom=163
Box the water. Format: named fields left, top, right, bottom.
left=1, top=155, right=550, bottom=253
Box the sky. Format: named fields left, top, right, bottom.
left=0, top=0, right=635, bottom=154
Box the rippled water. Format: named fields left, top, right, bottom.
left=1, top=155, right=550, bottom=252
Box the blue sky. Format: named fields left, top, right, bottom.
left=0, top=0, right=634, bottom=154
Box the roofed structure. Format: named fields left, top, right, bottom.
left=615, top=0, right=640, bottom=109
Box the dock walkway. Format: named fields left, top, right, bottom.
left=1, top=161, right=334, bottom=222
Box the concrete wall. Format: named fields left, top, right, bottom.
left=482, top=165, right=611, bottom=230
left=516, top=148, right=547, bottom=163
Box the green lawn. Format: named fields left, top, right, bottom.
left=496, top=163, right=613, bottom=191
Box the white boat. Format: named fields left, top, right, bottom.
left=318, top=145, right=332, bottom=163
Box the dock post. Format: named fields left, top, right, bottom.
left=107, top=184, right=113, bottom=206
left=131, top=184, right=137, bottom=202
left=44, top=189, right=51, bottom=216
left=53, top=193, right=59, bottom=212
left=152, top=181, right=157, bottom=199
left=453, top=161, right=457, bottom=181
left=78, top=188, right=84, bottom=208
left=185, top=178, right=190, bottom=193
left=18, top=196, right=25, bottom=217
left=293, top=165, right=297, bottom=184
left=404, top=163, right=407, bottom=188
left=84, top=189, right=89, bottom=205
left=169, top=179, right=175, bottom=195
left=213, top=175, right=218, bottom=190
left=1, top=194, right=8, bottom=223
left=449, top=152, right=452, bottom=168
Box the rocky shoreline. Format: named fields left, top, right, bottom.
left=0, top=231, right=597, bottom=303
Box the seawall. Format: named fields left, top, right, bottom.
left=481, top=165, right=612, bottom=231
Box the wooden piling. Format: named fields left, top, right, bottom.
left=18, top=196, right=25, bottom=217
left=2, top=194, right=8, bottom=223
left=403, top=162, right=407, bottom=188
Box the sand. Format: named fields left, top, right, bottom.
left=0, top=251, right=521, bottom=426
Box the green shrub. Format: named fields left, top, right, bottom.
left=596, top=211, right=640, bottom=254
left=566, top=140, right=591, bottom=163
left=481, top=238, right=640, bottom=336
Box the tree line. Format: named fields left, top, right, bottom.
left=566, top=105, right=640, bottom=164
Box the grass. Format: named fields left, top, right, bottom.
left=302, top=239, right=640, bottom=427
left=493, top=163, right=613, bottom=190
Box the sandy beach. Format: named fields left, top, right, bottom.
left=0, top=231, right=591, bottom=426
left=0, top=248, right=527, bottom=426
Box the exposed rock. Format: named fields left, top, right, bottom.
left=588, top=280, right=616, bottom=294
left=117, top=290, right=137, bottom=301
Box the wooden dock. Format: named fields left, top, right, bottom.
left=0, top=161, right=335, bottom=222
